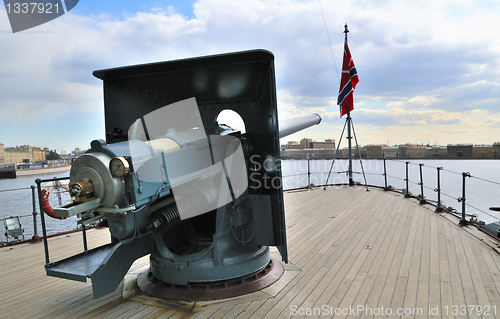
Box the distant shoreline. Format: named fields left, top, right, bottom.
left=15, top=166, right=71, bottom=177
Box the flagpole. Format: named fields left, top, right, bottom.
left=325, top=23, right=368, bottom=189
left=344, top=23, right=354, bottom=186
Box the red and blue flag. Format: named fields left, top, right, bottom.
left=337, top=41, right=359, bottom=117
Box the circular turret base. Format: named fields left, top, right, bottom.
left=137, top=258, right=284, bottom=301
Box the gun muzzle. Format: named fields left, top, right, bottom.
left=279, top=113, right=322, bottom=139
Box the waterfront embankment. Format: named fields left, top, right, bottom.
left=15, top=166, right=71, bottom=177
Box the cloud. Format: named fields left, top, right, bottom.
left=485, top=118, right=500, bottom=128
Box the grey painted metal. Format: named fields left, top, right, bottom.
left=404, top=162, right=410, bottom=197
left=278, top=113, right=321, bottom=139
left=3, top=216, right=23, bottom=241
left=41, top=50, right=324, bottom=298
left=383, top=158, right=388, bottom=190
left=344, top=26, right=354, bottom=187
left=31, top=185, right=38, bottom=237
left=419, top=163, right=425, bottom=204
left=54, top=199, right=101, bottom=218
left=82, top=224, right=87, bottom=252
left=347, top=114, right=353, bottom=186
left=46, top=233, right=153, bottom=298
left=323, top=120, right=347, bottom=190
left=36, top=178, right=50, bottom=264
left=435, top=167, right=443, bottom=212
left=137, top=258, right=283, bottom=301
left=92, top=50, right=290, bottom=262
left=307, top=159, right=310, bottom=187
left=480, top=221, right=500, bottom=238
left=350, top=118, right=369, bottom=191
left=459, top=172, right=472, bottom=226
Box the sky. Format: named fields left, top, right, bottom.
left=0, top=0, right=499, bottom=153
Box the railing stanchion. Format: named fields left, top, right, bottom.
left=31, top=185, right=38, bottom=238
left=34, top=176, right=70, bottom=264
left=435, top=167, right=444, bottom=212
left=82, top=224, right=88, bottom=252
left=404, top=161, right=411, bottom=198
left=55, top=178, right=63, bottom=206
left=383, top=158, right=388, bottom=190
left=36, top=178, right=50, bottom=264
left=307, top=158, right=311, bottom=189
left=418, top=163, right=426, bottom=204
left=458, top=172, right=471, bottom=226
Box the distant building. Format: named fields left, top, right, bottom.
left=299, top=138, right=313, bottom=149
left=0, top=144, right=60, bottom=165
left=494, top=142, right=500, bottom=158
left=4, top=145, right=33, bottom=165
left=281, top=149, right=335, bottom=160
left=398, top=145, right=408, bottom=158
left=72, top=147, right=86, bottom=156
left=281, top=138, right=335, bottom=152
left=0, top=142, right=4, bottom=165
left=337, top=147, right=363, bottom=159
left=426, top=146, right=447, bottom=159
left=473, top=144, right=495, bottom=159
left=282, top=141, right=300, bottom=150
left=365, top=145, right=383, bottom=159
left=407, top=145, right=426, bottom=158
left=310, top=139, right=335, bottom=149
left=382, top=146, right=399, bottom=158
left=280, top=140, right=500, bottom=160
left=32, top=146, right=45, bottom=162
left=448, top=144, right=473, bottom=159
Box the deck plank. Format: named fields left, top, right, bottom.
left=443, top=220, right=468, bottom=318
left=428, top=206, right=441, bottom=315
left=350, top=193, right=409, bottom=314
left=401, top=208, right=426, bottom=319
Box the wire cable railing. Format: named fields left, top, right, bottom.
left=0, top=180, right=76, bottom=245
left=0, top=186, right=32, bottom=192
left=281, top=158, right=500, bottom=226
left=2, top=158, right=500, bottom=244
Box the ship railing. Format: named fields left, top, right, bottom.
left=1, top=159, right=500, bottom=245
left=33, top=176, right=93, bottom=264
left=0, top=185, right=40, bottom=245
left=384, top=159, right=500, bottom=226
left=280, top=158, right=500, bottom=229
left=0, top=176, right=84, bottom=247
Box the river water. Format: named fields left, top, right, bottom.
left=282, top=159, right=500, bottom=224
left=0, top=171, right=75, bottom=243
left=1, top=159, right=499, bottom=243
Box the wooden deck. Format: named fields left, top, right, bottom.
left=1, top=186, right=500, bottom=318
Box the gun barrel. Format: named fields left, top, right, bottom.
left=279, top=113, right=322, bottom=139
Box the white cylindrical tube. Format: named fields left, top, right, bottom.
left=279, top=113, right=322, bottom=139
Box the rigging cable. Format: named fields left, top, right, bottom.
left=318, top=0, right=340, bottom=84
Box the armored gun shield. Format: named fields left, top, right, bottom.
left=43, top=50, right=321, bottom=299
left=93, top=50, right=288, bottom=262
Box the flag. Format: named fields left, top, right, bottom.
left=337, top=41, right=359, bottom=117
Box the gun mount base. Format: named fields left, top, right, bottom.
left=136, top=258, right=283, bottom=301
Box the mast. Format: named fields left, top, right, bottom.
left=344, top=23, right=354, bottom=186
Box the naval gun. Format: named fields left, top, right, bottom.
left=43, top=50, right=321, bottom=300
